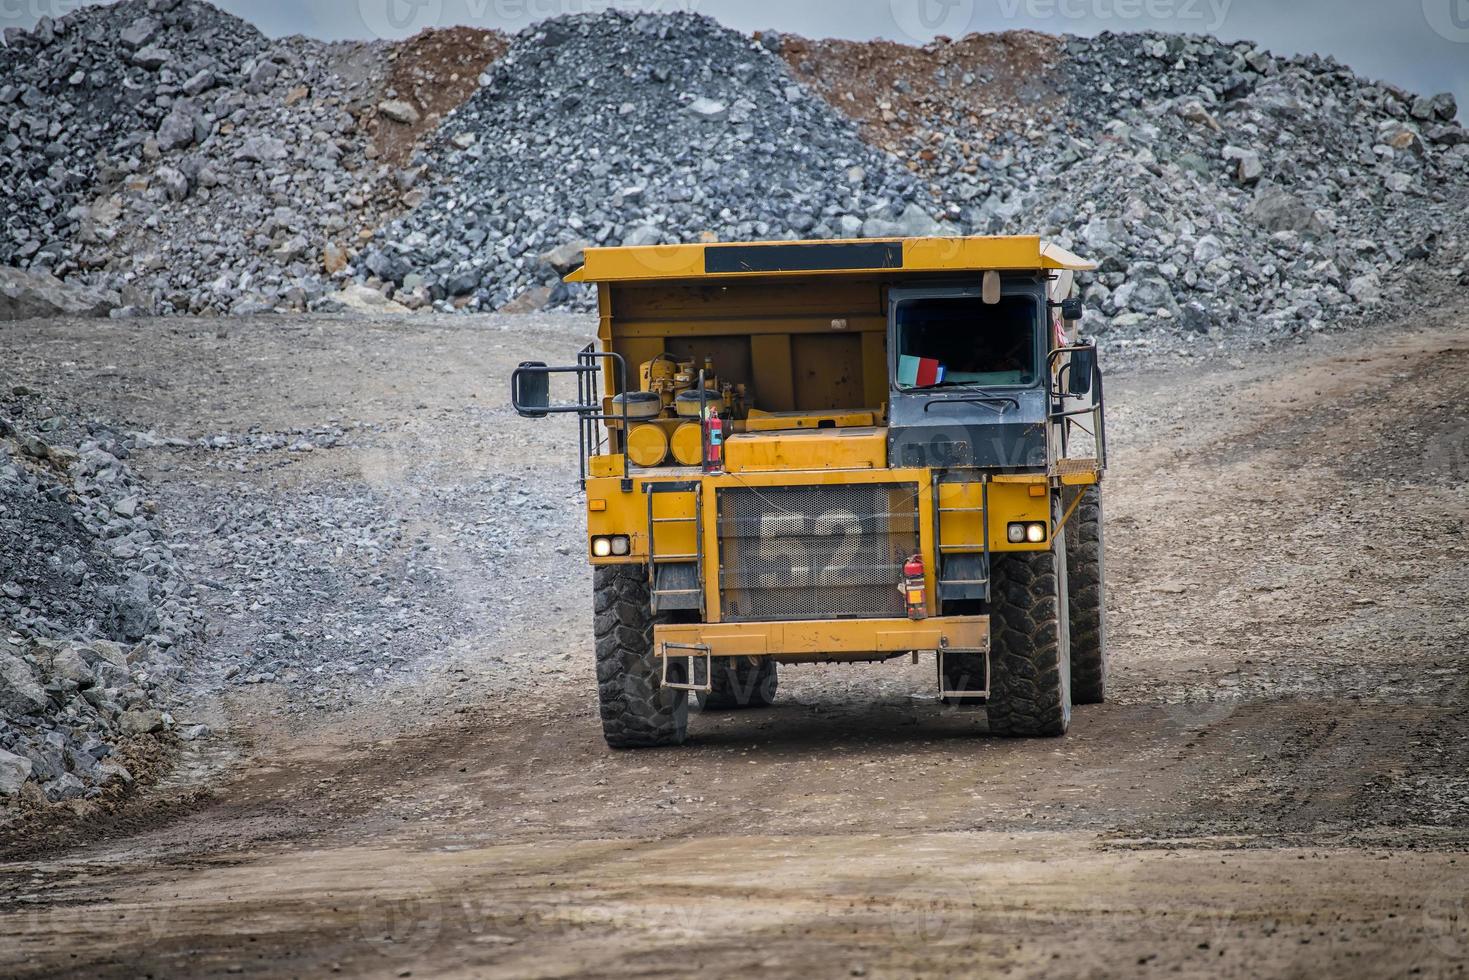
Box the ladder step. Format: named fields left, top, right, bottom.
left=648, top=484, right=705, bottom=616
left=661, top=642, right=714, bottom=694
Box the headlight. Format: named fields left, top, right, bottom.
left=1009, top=522, right=1048, bottom=544
left=611, top=536, right=630, bottom=556
left=592, top=536, right=613, bottom=558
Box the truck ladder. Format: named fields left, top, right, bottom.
left=932, top=474, right=990, bottom=603
left=645, top=482, right=705, bottom=616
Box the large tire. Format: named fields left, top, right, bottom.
left=593, top=565, right=688, bottom=749
left=694, top=657, right=778, bottom=711
left=1066, top=485, right=1107, bottom=705
left=986, top=504, right=1072, bottom=737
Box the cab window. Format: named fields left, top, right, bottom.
left=894, top=294, right=1039, bottom=389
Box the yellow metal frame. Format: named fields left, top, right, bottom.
left=654, top=615, right=989, bottom=662
left=566, top=235, right=1097, bottom=284
left=744, top=409, right=876, bottom=431
left=570, top=234, right=1104, bottom=643
left=586, top=465, right=1060, bottom=619
left=724, top=427, right=887, bottom=472
left=692, top=467, right=928, bottom=622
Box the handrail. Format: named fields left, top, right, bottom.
left=1045, top=343, right=1107, bottom=475
left=698, top=369, right=709, bottom=472
left=510, top=346, right=632, bottom=489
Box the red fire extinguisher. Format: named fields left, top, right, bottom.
left=704, top=408, right=724, bottom=473
left=903, top=554, right=927, bottom=621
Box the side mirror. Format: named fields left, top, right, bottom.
left=1068, top=347, right=1096, bottom=397
left=1060, top=297, right=1084, bottom=322
left=511, top=361, right=551, bottom=418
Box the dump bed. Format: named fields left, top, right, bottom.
left=571, top=236, right=1095, bottom=414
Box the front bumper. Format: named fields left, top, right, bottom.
left=654, top=615, right=988, bottom=663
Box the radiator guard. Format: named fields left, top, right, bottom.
left=716, top=483, right=920, bottom=622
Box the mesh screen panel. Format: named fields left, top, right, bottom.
left=717, top=484, right=920, bottom=622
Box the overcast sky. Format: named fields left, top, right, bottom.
left=6, top=0, right=1466, bottom=116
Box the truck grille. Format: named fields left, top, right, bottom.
left=716, top=484, right=920, bottom=622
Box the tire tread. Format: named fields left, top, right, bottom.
left=594, top=565, right=688, bottom=748
left=987, top=521, right=1071, bottom=737
left=1065, top=486, right=1107, bottom=705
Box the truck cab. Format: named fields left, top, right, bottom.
left=512, top=235, right=1107, bottom=747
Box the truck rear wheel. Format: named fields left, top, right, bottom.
left=985, top=512, right=1072, bottom=737
left=695, top=657, right=778, bottom=711
left=1066, top=485, right=1107, bottom=705
left=593, top=565, right=688, bottom=749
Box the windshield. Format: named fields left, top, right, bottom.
left=894, top=294, right=1039, bottom=389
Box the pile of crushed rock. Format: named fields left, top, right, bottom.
left=0, top=0, right=503, bottom=317
left=360, top=11, right=942, bottom=313
left=1, top=3, right=1466, bottom=339
left=789, top=30, right=1469, bottom=345
left=0, top=388, right=206, bottom=809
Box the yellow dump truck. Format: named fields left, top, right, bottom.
left=512, top=235, right=1107, bottom=747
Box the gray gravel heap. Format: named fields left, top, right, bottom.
left=4, top=2, right=1466, bottom=339
left=927, top=33, right=1469, bottom=342
left=368, top=18, right=1469, bottom=335
left=95, top=31, right=403, bottom=317
left=0, top=0, right=266, bottom=278
left=0, top=0, right=410, bottom=317
left=362, top=11, right=937, bottom=312
left=0, top=390, right=204, bottom=805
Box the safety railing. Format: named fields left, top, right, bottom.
left=1045, top=342, right=1107, bottom=478
left=511, top=343, right=632, bottom=490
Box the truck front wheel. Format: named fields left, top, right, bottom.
left=593, top=565, right=688, bottom=749
left=985, top=509, right=1072, bottom=737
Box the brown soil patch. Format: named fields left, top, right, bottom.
left=369, top=27, right=509, bottom=168
left=781, top=31, right=1067, bottom=189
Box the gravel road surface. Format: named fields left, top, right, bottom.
left=1, top=310, right=1466, bottom=978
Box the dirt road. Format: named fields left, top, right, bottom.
left=1, top=311, right=1467, bottom=978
